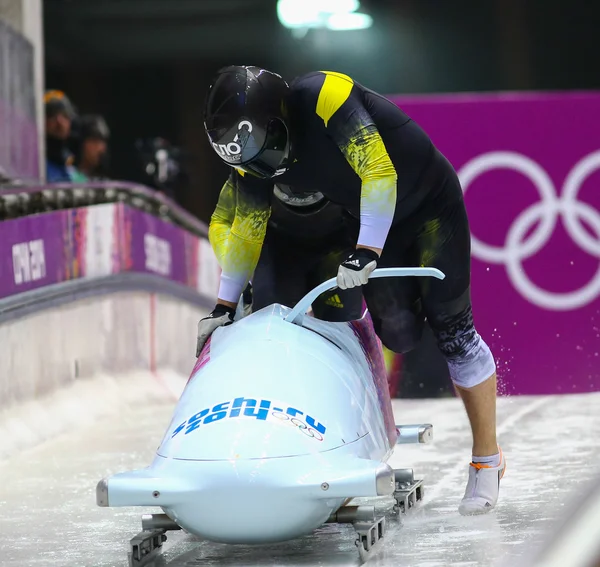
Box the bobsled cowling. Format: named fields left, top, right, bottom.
left=97, top=267, right=444, bottom=550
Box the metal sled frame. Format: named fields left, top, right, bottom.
left=349, top=467, right=427, bottom=562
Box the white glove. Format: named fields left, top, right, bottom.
left=336, top=248, right=379, bottom=290
left=196, top=304, right=235, bottom=357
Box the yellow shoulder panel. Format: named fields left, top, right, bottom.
left=316, top=71, right=354, bottom=127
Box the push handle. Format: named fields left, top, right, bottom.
left=284, top=267, right=445, bottom=325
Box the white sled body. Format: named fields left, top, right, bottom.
left=97, top=267, right=443, bottom=546
left=100, top=305, right=397, bottom=543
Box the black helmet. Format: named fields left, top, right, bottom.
left=79, top=115, right=110, bottom=141
left=204, top=65, right=291, bottom=179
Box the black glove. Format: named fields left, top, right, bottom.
left=196, top=304, right=236, bottom=357
left=336, top=248, right=379, bottom=289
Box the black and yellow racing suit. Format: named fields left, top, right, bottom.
left=209, top=71, right=475, bottom=357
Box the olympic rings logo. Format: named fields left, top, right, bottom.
left=458, top=150, right=600, bottom=311
left=270, top=410, right=324, bottom=441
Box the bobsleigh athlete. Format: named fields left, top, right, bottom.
left=197, top=66, right=505, bottom=516
left=211, top=174, right=364, bottom=324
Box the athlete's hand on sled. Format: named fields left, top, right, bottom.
left=196, top=304, right=236, bottom=357
left=336, top=248, right=379, bottom=289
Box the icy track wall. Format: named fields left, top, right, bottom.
left=393, top=91, right=600, bottom=395
left=0, top=197, right=220, bottom=458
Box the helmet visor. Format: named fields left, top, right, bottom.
left=209, top=118, right=289, bottom=179
left=237, top=119, right=289, bottom=178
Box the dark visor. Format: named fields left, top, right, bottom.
left=235, top=119, right=289, bottom=179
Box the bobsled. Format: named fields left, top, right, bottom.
left=96, top=267, right=444, bottom=566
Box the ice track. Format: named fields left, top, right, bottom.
left=1, top=373, right=599, bottom=567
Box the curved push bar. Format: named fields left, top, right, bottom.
left=284, top=267, right=446, bottom=325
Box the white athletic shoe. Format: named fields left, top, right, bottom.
left=458, top=447, right=506, bottom=515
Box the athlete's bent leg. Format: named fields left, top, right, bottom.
left=411, top=160, right=504, bottom=515
left=362, top=274, right=425, bottom=353
left=427, top=291, right=505, bottom=517
left=435, top=296, right=498, bottom=457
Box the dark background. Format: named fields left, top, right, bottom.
left=44, top=0, right=598, bottom=223
left=43, top=0, right=598, bottom=398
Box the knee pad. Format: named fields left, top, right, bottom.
left=446, top=333, right=496, bottom=389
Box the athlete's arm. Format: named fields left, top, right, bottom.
left=208, top=174, right=236, bottom=267
left=308, top=72, right=398, bottom=254
left=212, top=171, right=271, bottom=307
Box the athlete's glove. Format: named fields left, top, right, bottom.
left=196, top=304, right=236, bottom=357
left=240, top=282, right=253, bottom=318
left=336, top=248, right=379, bottom=290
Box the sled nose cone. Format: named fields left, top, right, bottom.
left=167, top=458, right=333, bottom=543
left=174, top=488, right=332, bottom=543
left=171, top=461, right=395, bottom=542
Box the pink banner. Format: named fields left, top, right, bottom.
left=0, top=203, right=220, bottom=301
left=392, top=92, right=600, bottom=395
left=0, top=212, right=69, bottom=297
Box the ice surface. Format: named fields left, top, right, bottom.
left=0, top=375, right=599, bottom=567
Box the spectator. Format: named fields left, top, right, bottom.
left=44, top=89, right=78, bottom=182
left=71, top=115, right=111, bottom=181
